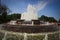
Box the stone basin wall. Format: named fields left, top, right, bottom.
left=3, top=25, right=58, bottom=33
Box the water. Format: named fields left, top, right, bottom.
left=21, top=4, right=38, bottom=21
left=24, top=33, right=27, bottom=40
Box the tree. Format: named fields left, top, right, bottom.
left=38, top=15, right=48, bottom=22
left=8, top=13, right=21, bottom=20
left=0, top=4, right=21, bottom=23
left=0, top=4, right=10, bottom=23
left=38, top=15, right=57, bottom=22
left=48, top=17, right=57, bottom=22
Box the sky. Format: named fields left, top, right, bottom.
left=1, top=0, right=60, bottom=20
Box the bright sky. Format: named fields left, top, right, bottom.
left=1, top=0, right=60, bottom=20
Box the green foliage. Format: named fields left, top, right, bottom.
left=0, top=4, right=21, bottom=23
left=9, top=13, right=21, bottom=20
left=0, top=13, right=21, bottom=23
left=38, top=15, right=57, bottom=22
left=39, top=15, right=49, bottom=22
left=48, top=17, right=57, bottom=22
left=0, top=15, right=2, bottom=23
left=0, top=4, right=8, bottom=23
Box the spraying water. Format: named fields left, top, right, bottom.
left=24, top=33, right=27, bottom=40
left=21, top=4, right=38, bottom=21
left=21, top=1, right=47, bottom=21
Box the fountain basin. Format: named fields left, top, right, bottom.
left=3, top=23, right=58, bottom=33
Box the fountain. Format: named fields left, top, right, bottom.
left=21, top=4, right=38, bottom=21
left=3, top=4, right=58, bottom=33
left=0, top=4, right=58, bottom=40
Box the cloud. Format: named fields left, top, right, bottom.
left=35, top=1, right=48, bottom=11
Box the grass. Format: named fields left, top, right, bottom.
left=27, top=35, right=45, bottom=40
left=0, top=32, right=5, bottom=40
left=48, top=33, right=59, bottom=40
left=5, top=33, right=24, bottom=40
